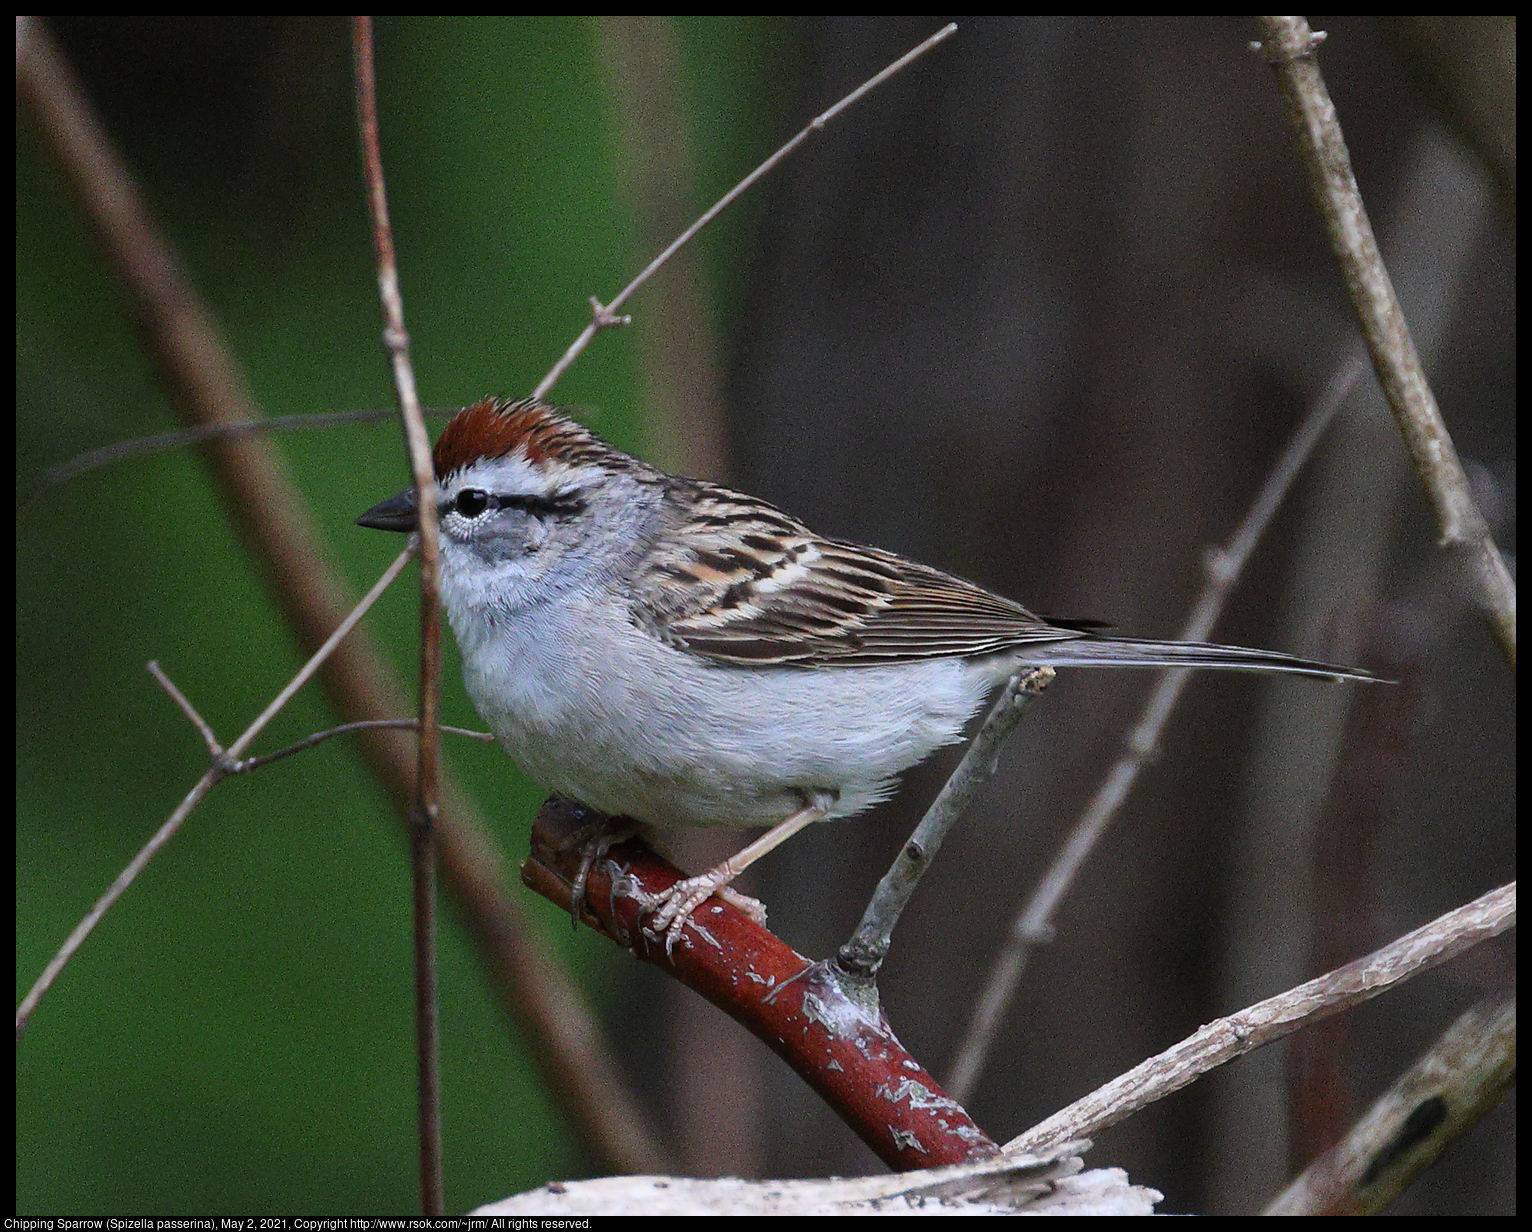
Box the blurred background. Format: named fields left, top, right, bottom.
left=17, top=16, right=1514, bottom=1215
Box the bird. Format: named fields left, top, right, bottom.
left=359, top=397, right=1374, bottom=944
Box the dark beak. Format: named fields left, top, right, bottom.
left=357, top=488, right=419, bottom=533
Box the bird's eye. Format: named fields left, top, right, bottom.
left=454, top=488, right=491, bottom=517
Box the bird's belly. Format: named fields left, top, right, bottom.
left=464, top=636, right=993, bottom=830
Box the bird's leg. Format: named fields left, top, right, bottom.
left=648, top=789, right=836, bottom=950
left=559, top=814, right=638, bottom=928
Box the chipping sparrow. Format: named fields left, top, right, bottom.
left=360, top=397, right=1373, bottom=944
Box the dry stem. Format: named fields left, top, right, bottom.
left=16, top=14, right=667, bottom=1174
left=1255, top=16, right=1515, bottom=666
left=1005, top=882, right=1515, bottom=1154
left=532, top=23, right=957, bottom=400
left=946, top=355, right=1368, bottom=1101
left=352, top=17, right=443, bottom=1212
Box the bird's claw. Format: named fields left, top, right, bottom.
left=562, top=816, right=637, bottom=929
left=645, top=877, right=767, bottom=953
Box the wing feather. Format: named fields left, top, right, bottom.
left=634, top=483, right=1076, bottom=666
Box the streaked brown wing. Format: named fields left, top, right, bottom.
left=635, top=484, right=1079, bottom=666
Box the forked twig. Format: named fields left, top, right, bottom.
left=16, top=545, right=415, bottom=1040
left=138, top=675, right=494, bottom=777
left=226, top=719, right=493, bottom=775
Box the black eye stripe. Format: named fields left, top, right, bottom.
left=447, top=488, right=585, bottom=518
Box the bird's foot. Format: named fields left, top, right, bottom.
left=560, top=815, right=638, bottom=929
left=646, top=870, right=766, bottom=953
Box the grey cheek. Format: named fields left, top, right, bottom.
left=524, top=517, right=551, bottom=553
left=482, top=515, right=545, bottom=560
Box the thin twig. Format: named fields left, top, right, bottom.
left=147, top=675, right=490, bottom=778
left=229, top=719, right=493, bottom=775
left=132, top=699, right=494, bottom=780
left=241, top=546, right=420, bottom=760
left=16, top=545, right=415, bottom=1040
left=836, top=668, right=1054, bottom=981
left=17, top=15, right=668, bottom=1175
left=1254, top=16, right=1515, bottom=667
left=531, top=22, right=958, bottom=400
left=26, top=407, right=460, bottom=505
left=1004, top=882, right=1515, bottom=1155
left=945, top=355, right=1368, bottom=1101
left=353, top=16, right=443, bottom=1215
left=146, top=660, right=223, bottom=759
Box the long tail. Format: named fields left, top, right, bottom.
left=1024, top=636, right=1378, bottom=682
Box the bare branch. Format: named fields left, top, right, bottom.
left=1254, top=16, right=1515, bottom=666
left=15, top=544, right=416, bottom=1041
left=532, top=23, right=958, bottom=400
left=837, top=668, right=1054, bottom=981
left=1005, top=883, right=1515, bottom=1154
left=352, top=16, right=443, bottom=1214
left=1266, top=995, right=1516, bottom=1215
left=146, top=660, right=224, bottom=761
left=230, top=720, right=493, bottom=776
left=947, top=355, right=1368, bottom=1101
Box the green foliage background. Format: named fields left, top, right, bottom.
left=17, top=15, right=785, bottom=1214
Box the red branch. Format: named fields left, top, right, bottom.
left=522, top=797, right=997, bottom=1171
